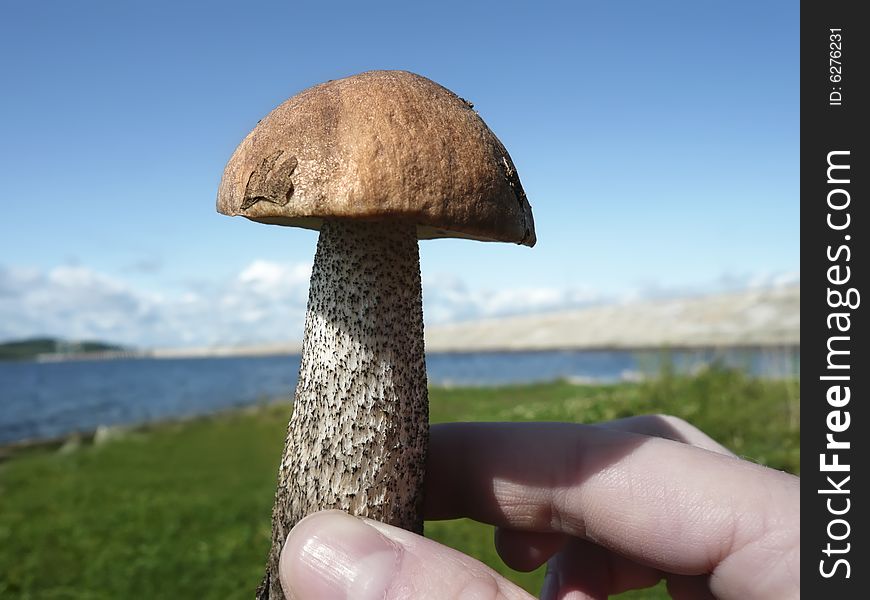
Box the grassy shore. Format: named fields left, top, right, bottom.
left=0, top=365, right=799, bottom=598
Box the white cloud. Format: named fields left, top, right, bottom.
left=0, top=265, right=157, bottom=342
left=0, top=262, right=800, bottom=349
left=238, top=260, right=311, bottom=290
left=0, top=262, right=311, bottom=348
left=421, top=273, right=606, bottom=323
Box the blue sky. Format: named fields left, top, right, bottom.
left=0, top=1, right=799, bottom=347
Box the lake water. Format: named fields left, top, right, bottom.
left=0, top=349, right=799, bottom=445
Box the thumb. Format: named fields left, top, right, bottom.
left=280, top=510, right=533, bottom=600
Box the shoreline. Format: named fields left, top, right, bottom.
left=13, top=343, right=802, bottom=363
left=0, top=396, right=291, bottom=460
left=0, top=362, right=801, bottom=455
left=3, top=286, right=800, bottom=362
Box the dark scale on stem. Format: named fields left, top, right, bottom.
left=256, top=220, right=429, bottom=599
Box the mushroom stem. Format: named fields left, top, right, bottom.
left=258, top=219, right=429, bottom=599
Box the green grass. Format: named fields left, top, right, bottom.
left=0, top=365, right=799, bottom=598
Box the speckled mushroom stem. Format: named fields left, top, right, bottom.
left=257, top=219, right=429, bottom=599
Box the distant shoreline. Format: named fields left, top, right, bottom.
left=10, top=342, right=803, bottom=364
left=2, top=285, right=799, bottom=362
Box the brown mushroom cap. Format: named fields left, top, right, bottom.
left=217, top=70, right=536, bottom=247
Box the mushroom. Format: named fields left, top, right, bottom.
left=217, top=70, right=536, bottom=599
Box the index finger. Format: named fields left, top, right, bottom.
left=424, top=422, right=798, bottom=581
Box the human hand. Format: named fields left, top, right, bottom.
left=278, top=417, right=799, bottom=599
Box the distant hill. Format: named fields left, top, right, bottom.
left=0, top=338, right=125, bottom=361
left=424, top=285, right=800, bottom=352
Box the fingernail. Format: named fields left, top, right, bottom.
left=280, top=511, right=401, bottom=600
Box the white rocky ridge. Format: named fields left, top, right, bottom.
left=424, top=285, right=800, bottom=352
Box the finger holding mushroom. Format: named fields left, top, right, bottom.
left=217, top=70, right=536, bottom=599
